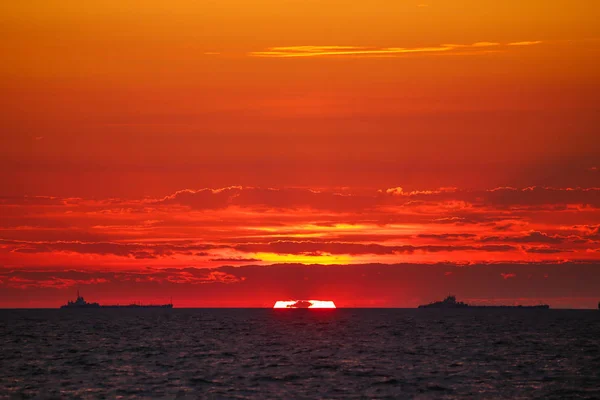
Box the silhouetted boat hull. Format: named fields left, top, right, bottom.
left=61, top=304, right=173, bottom=309
left=418, top=295, right=549, bottom=309
left=60, top=291, right=173, bottom=309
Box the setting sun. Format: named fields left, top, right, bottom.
left=273, top=300, right=337, bottom=309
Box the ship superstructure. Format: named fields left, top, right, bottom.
left=60, top=290, right=100, bottom=308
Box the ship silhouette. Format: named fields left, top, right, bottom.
left=60, top=290, right=173, bottom=309
left=286, top=300, right=312, bottom=308
left=418, top=295, right=549, bottom=309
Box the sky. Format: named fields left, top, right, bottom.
left=1, top=0, right=599, bottom=308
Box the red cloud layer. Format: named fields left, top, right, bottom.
left=1, top=186, right=599, bottom=307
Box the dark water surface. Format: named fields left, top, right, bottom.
left=1, top=309, right=599, bottom=399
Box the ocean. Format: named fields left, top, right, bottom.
left=1, top=309, right=599, bottom=399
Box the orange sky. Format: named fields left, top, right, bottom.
left=1, top=1, right=599, bottom=307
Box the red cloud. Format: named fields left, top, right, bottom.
left=1, top=186, right=599, bottom=269
left=2, top=240, right=224, bottom=259
left=154, top=186, right=600, bottom=211
left=233, top=240, right=518, bottom=255
left=480, top=231, right=565, bottom=244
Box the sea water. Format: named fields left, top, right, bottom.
left=1, top=309, right=599, bottom=399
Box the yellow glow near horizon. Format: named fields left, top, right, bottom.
left=273, top=300, right=337, bottom=309
left=256, top=252, right=353, bottom=265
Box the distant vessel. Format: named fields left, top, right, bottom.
left=60, top=291, right=173, bottom=309
left=286, top=300, right=312, bottom=308
left=418, top=295, right=549, bottom=309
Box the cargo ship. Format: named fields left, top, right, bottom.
left=60, top=291, right=173, bottom=309
left=418, top=295, right=549, bottom=309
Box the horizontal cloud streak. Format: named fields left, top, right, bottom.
left=508, top=41, right=543, bottom=46
left=249, top=41, right=541, bottom=58
left=233, top=240, right=519, bottom=255
left=154, top=186, right=600, bottom=211
left=2, top=239, right=224, bottom=259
